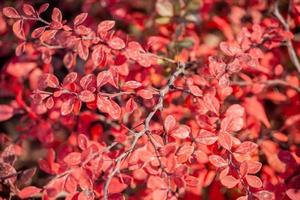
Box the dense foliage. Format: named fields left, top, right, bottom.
left=0, top=0, right=299, bottom=199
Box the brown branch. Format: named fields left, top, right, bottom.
left=231, top=79, right=300, bottom=93
left=227, top=152, right=253, bottom=199
left=274, top=0, right=300, bottom=74
left=103, top=62, right=187, bottom=200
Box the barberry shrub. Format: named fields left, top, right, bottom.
left=0, top=0, right=299, bottom=199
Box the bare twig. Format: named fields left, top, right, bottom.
left=231, top=79, right=300, bottom=93
left=274, top=0, right=300, bottom=74
left=103, top=62, right=187, bottom=200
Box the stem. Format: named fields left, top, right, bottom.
left=103, top=62, right=187, bottom=200
left=22, top=16, right=50, bottom=25
left=274, top=0, right=300, bottom=74
left=231, top=79, right=300, bottom=93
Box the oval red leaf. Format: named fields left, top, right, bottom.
left=3, top=7, right=20, bottom=18
left=108, top=37, right=126, bottom=50
left=220, top=175, right=239, bottom=188
left=245, top=175, right=262, bottom=188
left=79, top=90, right=95, bottom=102
left=18, top=186, right=41, bottom=199
left=74, top=13, right=88, bottom=26
left=0, top=105, right=14, bottom=122
left=196, top=130, right=218, bottom=145
left=208, top=155, right=228, bottom=168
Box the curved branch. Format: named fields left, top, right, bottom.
left=274, top=0, right=300, bottom=74
left=103, top=62, right=187, bottom=200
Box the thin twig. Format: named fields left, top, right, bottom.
left=231, top=79, right=300, bottom=93
left=274, top=0, right=300, bottom=74
left=103, top=62, right=187, bottom=200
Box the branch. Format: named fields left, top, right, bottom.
left=274, top=0, right=300, bottom=74
left=103, top=62, right=187, bottom=200
left=231, top=79, right=300, bottom=93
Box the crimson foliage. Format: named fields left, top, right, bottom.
left=0, top=0, right=300, bottom=200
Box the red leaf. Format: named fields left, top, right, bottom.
left=203, top=94, right=219, bottom=115
left=0, top=163, right=17, bottom=183
left=244, top=97, right=271, bottom=128
left=3, top=7, right=20, bottom=18
left=22, top=4, right=36, bottom=16
left=0, top=105, right=14, bottom=122
left=77, top=134, right=89, bottom=150
left=245, top=175, right=262, bottom=188
left=208, top=56, right=226, bottom=77
left=6, top=62, right=36, bottom=78
left=246, top=161, right=262, bottom=174
left=194, top=150, right=208, bottom=164
left=220, top=42, right=242, bottom=56
left=61, top=98, right=74, bottom=116
left=79, top=90, right=95, bottom=102
left=152, top=189, right=168, bottom=200
left=208, top=155, right=228, bottom=168
left=96, top=71, right=110, bottom=88
left=220, top=175, right=239, bottom=188
left=147, top=176, right=167, bottom=190
left=137, top=89, right=153, bottom=99
left=38, top=73, right=59, bottom=89
left=45, top=97, right=54, bottom=109
left=13, top=20, right=25, bottom=40
left=278, top=150, right=297, bottom=165
left=188, top=85, right=203, bottom=97
left=97, top=95, right=121, bottom=119
left=155, top=0, right=174, bottom=17
left=285, top=114, right=300, bottom=128
left=177, top=144, right=194, bottom=163
left=196, top=130, right=218, bottom=145
left=40, top=30, right=58, bottom=42
left=65, top=174, right=77, bottom=193
left=15, top=42, right=26, bottom=56
left=52, top=8, right=62, bottom=22
left=235, top=141, right=258, bottom=154
left=63, top=52, right=76, bottom=69
left=185, top=175, right=199, bottom=187
left=239, top=161, right=248, bottom=177
left=164, top=115, right=176, bottom=133
left=219, top=166, right=229, bottom=179
left=237, top=196, right=248, bottom=200
left=226, top=104, right=244, bottom=118
left=254, top=190, right=275, bottom=200
left=218, top=132, right=232, bottom=150
left=75, top=25, right=91, bottom=35
left=126, top=41, right=145, bottom=60
left=18, top=186, right=41, bottom=198
left=218, top=74, right=230, bottom=87
left=171, top=125, right=190, bottom=139
left=19, top=167, right=36, bottom=184
left=227, top=58, right=241, bottom=74
left=97, top=20, right=115, bottom=34
left=63, top=72, right=78, bottom=85
left=125, top=98, right=137, bottom=113
left=108, top=99, right=121, bottom=120
left=137, top=54, right=153, bottom=67
left=38, top=3, right=49, bottom=14
left=221, top=116, right=244, bottom=132
left=80, top=74, right=96, bottom=90
left=78, top=40, right=89, bottom=60
left=92, top=45, right=105, bottom=66
left=63, top=152, right=82, bottom=166
left=122, top=81, right=142, bottom=89
left=31, top=26, right=46, bottom=38
left=272, top=132, right=288, bottom=142
left=108, top=37, right=126, bottom=50
left=74, top=13, right=88, bottom=26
